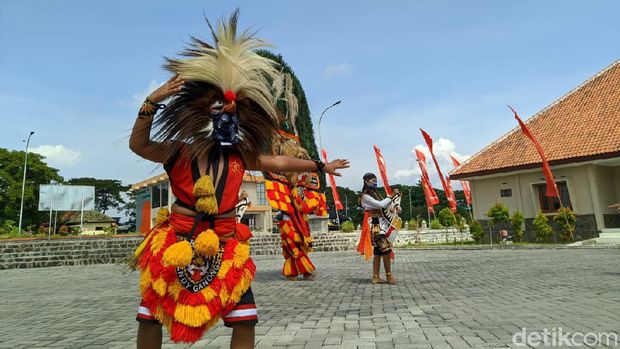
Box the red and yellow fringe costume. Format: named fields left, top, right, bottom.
left=266, top=179, right=327, bottom=277
left=135, top=210, right=254, bottom=343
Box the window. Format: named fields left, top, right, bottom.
left=151, top=183, right=169, bottom=209
left=536, top=181, right=571, bottom=213
left=161, top=183, right=169, bottom=207
left=152, top=185, right=161, bottom=208
left=500, top=189, right=512, bottom=197
left=256, top=182, right=267, bottom=206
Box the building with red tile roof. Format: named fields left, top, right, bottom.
left=451, top=60, right=620, bottom=240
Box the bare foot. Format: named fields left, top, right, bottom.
left=302, top=273, right=316, bottom=281
left=285, top=276, right=298, bottom=281
left=372, top=275, right=386, bottom=284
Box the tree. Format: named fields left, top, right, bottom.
left=553, top=207, right=576, bottom=242
left=437, top=207, right=456, bottom=227
left=66, top=178, right=129, bottom=214
left=0, top=147, right=63, bottom=228
left=511, top=211, right=525, bottom=242
left=469, top=221, right=484, bottom=243
left=122, top=190, right=137, bottom=231
left=533, top=211, right=553, bottom=242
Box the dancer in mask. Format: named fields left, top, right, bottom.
left=357, top=173, right=399, bottom=285
left=129, top=11, right=349, bottom=348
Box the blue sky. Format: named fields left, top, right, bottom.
left=1, top=0, right=619, bottom=191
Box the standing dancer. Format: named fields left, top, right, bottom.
left=129, top=11, right=348, bottom=348
left=357, top=173, right=400, bottom=285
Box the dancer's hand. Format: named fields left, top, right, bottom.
left=148, top=74, right=185, bottom=103
left=324, top=159, right=350, bottom=176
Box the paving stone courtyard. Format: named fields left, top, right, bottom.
left=1, top=249, right=619, bottom=348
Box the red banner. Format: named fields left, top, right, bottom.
left=445, top=175, right=457, bottom=213
left=420, top=175, right=436, bottom=214
left=509, top=106, right=559, bottom=198
left=415, top=149, right=439, bottom=205
left=321, top=148, right=344, bottom=210
left=450, top=155, right=472, bottom=206
left=373, top=145, right=393, bottom=196
left=420, top=129, right=457, bottom=212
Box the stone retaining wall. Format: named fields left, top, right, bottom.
left=0, top=229, right=471, bottom=269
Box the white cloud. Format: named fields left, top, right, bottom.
left=393, top=168, right=421, bottom=178
left=116, top=80, right=165, bottom=109
left=31, top=145, right=81, bottom=167
left=323, top=63, right=352, bottom=78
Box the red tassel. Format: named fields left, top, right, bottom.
left=179, top=290, right=207, bottom=306
left=224, top=268, right=243, bottom=290
left=162, top=295, right=177, bottom=316
left=223, top=89, right=237, bottom=102
left=206, top=298, right=223, bottom=317
left=143, top=287, right=159, bottom=308
left=222, top=240, right=236, bottom=260
left=149, top=258, right=163, bottom=279
left=161, top=265, right=177, bottom=283
left=171, top=322, right=205, bottom=343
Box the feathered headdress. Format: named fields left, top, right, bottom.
left=152, top=9, right=280, bottom=162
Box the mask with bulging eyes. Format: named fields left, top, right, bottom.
left=210, top=100, right=240, bottom=145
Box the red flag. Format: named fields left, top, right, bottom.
left=450, top=155, right=472, bottom=206
left=415, top=149, right=439, bottom=205
left=445, top=175, right=457, bottom=213
left=321, top=148, right=344, bottom=210
left=420, top=129, right=457, bottom=212
left=419, top=175, right=436, bottom=214
left=373, top=145, right=392, bottom=196
left=509, top=106, right=558, bottom=198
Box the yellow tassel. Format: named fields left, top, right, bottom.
left=193, top=175, right=216, bottom=197
left=194, top=229, right=219, bottom=256
left=139, top=269, right=152, bottom=294
left=233, top=243, right=250, bottom=268
left=218, top=260, right=233, bottom=277
left=134, top=232, right=154, bottom=259
left=168, top=283, right=183, bottom=301
left=150, top=229, right=167, bottom=254
left=195, top=196, right=219, bottom=215
left=219, top=286, right=230, bottom=304
left=152, top=277, right=167, bottom=296
left=174, top=304, right=211, bottom=327
left=162, top=240, right=193, bottom=267
left=155, top=207, right=170, bottom=225
left=201, top=287, right=217, bottom=303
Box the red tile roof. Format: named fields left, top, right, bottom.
left=451, top=60, right=620, bottom=179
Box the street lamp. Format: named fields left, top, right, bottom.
left=408, top=187, right=413, bottom=221
left=316, top=100, right=341, bottom=151
left=18, top=131, right=35, bottom=234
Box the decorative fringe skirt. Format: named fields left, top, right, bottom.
left=134, top=212, right=255, bottom=343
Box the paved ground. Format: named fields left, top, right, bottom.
left=1, top=249, right=619, bottom=348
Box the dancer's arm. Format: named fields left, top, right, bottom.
left=253, top=155, right=349, bottom=177
left=361, top=195, right=392, bottom=209
left=128, top=75, right=185, bottom=163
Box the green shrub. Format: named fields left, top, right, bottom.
left=437, top=208, right=456, bottom=227
left=0, top=220, right=18, bottom=235
left=407, top=219, right=419, bottom=231
left=429, top=219, right=443, bottom=229
left=511, top=211, right=525, bottom=242
left=469, top=221, right=484, bottom=243
left=533, top=211, right=553, bottom=242
left=487, top=203, right=510, bottom=227
left=340, top=221, right=355, bottom=233
left=553, top=207, right=576, bottom=242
